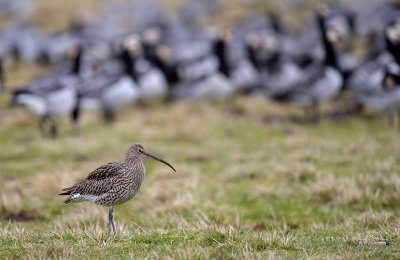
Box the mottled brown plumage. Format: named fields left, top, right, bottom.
left=60, top=144, right=176, bottom=236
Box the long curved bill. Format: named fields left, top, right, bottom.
left=144, top=152, right=176, bottom=172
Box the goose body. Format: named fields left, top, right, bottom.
left=355, top=88, right=400, bottom=113
left=230, top=59, right=260, bottom=93
left=10, top=75, right=78, bottom=136
left=133, top=58, right=168, bottom=101
left=261, top=51, right=304, bottom=98
left=171, top=72, right=232, bottom=100
left=290, top=67, right=343, bottom=107
left=75, top=46, right=142, bottom=122
left=77, top=73, right=140, bottom=118
left=102, top=76, right=141, bottom=109
left=268, top=13, right=344, bottom=115
left=11, top=76, right=78, bottom=117
left=347, top=53, right=393, bottom=92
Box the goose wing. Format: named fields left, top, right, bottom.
left=77, top=74, right=121, bottom=98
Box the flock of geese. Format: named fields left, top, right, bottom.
left=1, top=0, right=400, bottom=136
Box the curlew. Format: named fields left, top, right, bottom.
left=60, top=144, right=176, bottom=236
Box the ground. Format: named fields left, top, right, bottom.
left=1, top=0, right=400, bottom=259
left=1, top=92, right=400, bottom=258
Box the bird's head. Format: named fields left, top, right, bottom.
left=156, top=44, right=173, bottom=62
left=386, top=19, right=400, bottom=44
left=326, top=26, right=342, bottom=44
left=126, top=144, right=176, bottom=172
left=221, top=27, right=234, bottom=43
left=143, top=27, right=161, bottom=45
left=246, top=31, right=261, bottom=49
left=123, top=34, right=143, bottom=57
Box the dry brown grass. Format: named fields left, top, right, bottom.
left=1, top=93, right=400, bottom=258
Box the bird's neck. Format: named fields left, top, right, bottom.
left=125, top=154, right=140, bottom=164
left=214, top=39, right=230, bottom=77
left=124, top=157, right=145, bottom=174
left=246, top=45, right=261, bottom=70
left=120, top=50, right=138, bottom=81
left=71, top=48, right=82, bottom=75
left=266, top=51, right=282, bottom=70
left=317, top=15, right=339, bottom=69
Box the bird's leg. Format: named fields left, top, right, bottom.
left=309, top=103, right=320, bottom=122
left=39, top=116, right=54, bottom=137
left=71, top=105, right=82, bottom=134
left=314, top=104, right=320, bottom=122
left=50, top=119, right=57, bottom=138
left=103, top=109, right=115, bottom=123
left=303, top=107, right=310, bottom=122
left=108, top=207, right=112, bottom=237
left=108, top=206, right=117, bottom=237
left=39, top=117, right=46, bottom=135
left=388, top=110, right=395, bottom=128
left=111, top=216, right=117, bottom=236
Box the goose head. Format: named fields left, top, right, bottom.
left=123, top=34, right=143, bottom=58
left=246, top=32, right=261, bottom=49
left=143, top=27, right=161, bottom=46
left=156, top=44, right=173, bottom=63
left=385, top=19, right=400, bottom=64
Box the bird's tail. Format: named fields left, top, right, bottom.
left=62, top=196, right=74, bottom=204
left=59, top=187, right=71, bottom=195
left=59, top=188, right=73, bottom=204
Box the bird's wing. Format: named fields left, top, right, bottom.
left=290, top=65, right=326, bottom=95
left=64, top=162, right=124, bottom=196
left=86, top=162, right=124, bottom=180
left=13, top=76, right=75, bottom=97
left=77, top=74, right=121, bottom=97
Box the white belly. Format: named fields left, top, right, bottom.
left=103, top=76, right=141, bottom=109
left=15, top=94, right=47, bottom=117
left=69, top=193, right=99, bottom=203
left=46, top=87, right=77, bottom=117
left=231, top=61, right=259, bottom=91
left=311, top=68, right=343, bottom=102
left=139, top=70, right=168, bottom=100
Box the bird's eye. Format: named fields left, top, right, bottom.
left=138, top=149, right=143, bottom=153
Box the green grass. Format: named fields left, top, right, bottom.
left=1, top=92, right=400, bottom=258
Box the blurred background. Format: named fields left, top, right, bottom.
left=1, top=0, right=400, bottom=258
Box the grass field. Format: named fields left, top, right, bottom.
left=1, top=91, right=400, bottom=258
left=1, top=0, right=400, bottom=258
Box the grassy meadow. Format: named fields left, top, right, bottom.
left=1, top=91, right=400, bottom=258
left=1, top=0, right=400, bottom=259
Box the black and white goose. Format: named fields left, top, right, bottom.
left=123, top=35, right=168, bottom=102
left=213, top=28, right=259, bottom=93
left=169, top=30, right=237, bottom=100
left=8, top=47, right=81, bottom=136
left=169, top=68, right=232, bottom=101
left=354, top=64, right=400, bottom=126
left=347, top=18, right=400, bottom=93
left=156, top=44, right=182, bottom=85
left=281, top=4, right=355, bottom=70
left=74, top=41, right=141, bottom=122
left=258, top=35, right=303, bottom=98
left=276, top=13, right=344, bottom=119
left=142, top=27, right=163, bottom=67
